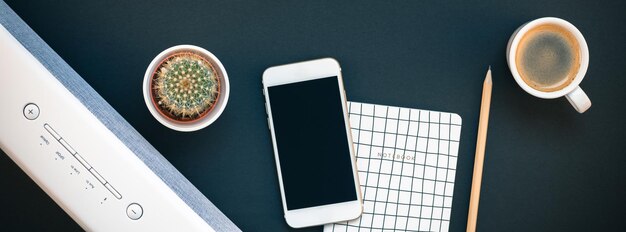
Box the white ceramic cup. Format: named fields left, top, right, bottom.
left=506, top=17, right=591, bottom=113
left=143, top=45, right=230, bottom=132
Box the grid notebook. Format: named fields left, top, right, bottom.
left=325, top=102, right=462, bottom=232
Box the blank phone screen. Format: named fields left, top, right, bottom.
left=268, top=76, right=357, bottom=210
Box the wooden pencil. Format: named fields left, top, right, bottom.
left=467, top=67, right=492, bottom=232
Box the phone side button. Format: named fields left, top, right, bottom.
left=266, top=117, right=271, bottom=130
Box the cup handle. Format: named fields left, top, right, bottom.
left=565, top=86, right=591, bottom=113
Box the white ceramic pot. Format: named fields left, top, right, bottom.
left=143, top=45, right=230, bottom=131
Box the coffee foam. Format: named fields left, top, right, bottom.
left=515, top=23, right=581, bottom=92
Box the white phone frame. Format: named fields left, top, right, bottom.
left=262, top=58, right=363, bottom=228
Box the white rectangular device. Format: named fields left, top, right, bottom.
left=0, top=3, right=238, bottom=231
left=0, top=23, right=213, bottom=232
left=262, top=58, right=363, bottom=228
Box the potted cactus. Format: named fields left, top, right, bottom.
left=151, top=52, right=220, bottom=122
left=143, top=45, right=230, bottom=132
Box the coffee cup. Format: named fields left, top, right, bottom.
left=507, top=17, right=591, bottom=113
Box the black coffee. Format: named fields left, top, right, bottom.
left=516, top=24, right=581, bottom=92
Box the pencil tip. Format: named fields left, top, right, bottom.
left=485, top=66, right=492, bottom=84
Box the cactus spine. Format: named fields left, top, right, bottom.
left=152, top=52, right=219, bottom=121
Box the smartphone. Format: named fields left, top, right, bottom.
left=262, top=58, right=362, bottom=228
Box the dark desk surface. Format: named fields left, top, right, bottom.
left=2, top=0, right=626, bottom=231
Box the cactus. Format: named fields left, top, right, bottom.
left=152, top=52, right=220, bottom=121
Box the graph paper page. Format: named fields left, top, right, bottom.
left=324, top=102, right=462, bottom=232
